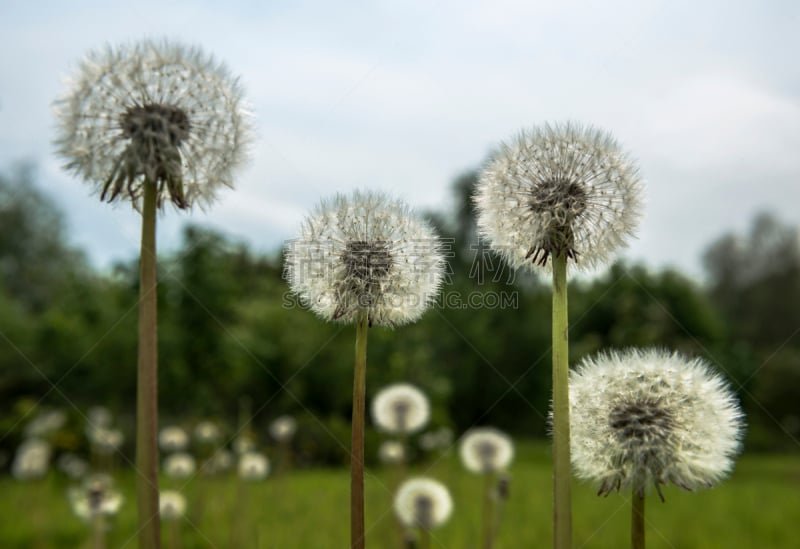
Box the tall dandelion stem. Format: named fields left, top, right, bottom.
left=92, top=514, right=106, bottom=549
left=481, top=473, right=495, bottom=549
left=136, top=180, right=160, bottom=549
left=351, top=314, right=369, bottom=549
left=631, top=492, right=645, bottom=549
left=552, top=252, right=571, bottom=549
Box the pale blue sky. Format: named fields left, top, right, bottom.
left=1, top=0, right=798, bottom=277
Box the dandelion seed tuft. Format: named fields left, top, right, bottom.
left=459, top=427, right=515, bottom=474
left=163, top=452, right=196, bottom=479
left=372, top=383, right=431, bottom=435
left=394, top=477, right=453, bottom=530
left=159, top=426, right=189, bottom=452
left=285, top=190, right=445, bottom=327
left=54, top=39, right=253, bottom=211
left=159, top=490, right=187, bottom=520
left=568, top=348, right=745, bottom=499
left=238, top=452, right=270, bottom=481
left=474, top=122, right=643, bottom=271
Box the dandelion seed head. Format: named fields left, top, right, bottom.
left=11, top=438, right=51, bottom=480
left=459, top=427, right=515, bottom=474
left=69, top=474, right=123, bottom=521
left=285, top=190, right=445, bottom=327
left=568, top=348, right=745, bottom=498
left=159, top=426, right=189, bottom=452
left=193, top=420, right=222, bottom=444
left=372, top=383, right=431, bottom=435
left=57, top=453, right=89, bottom=480
left=159, top=490, right=187, bottom=520
left=87, top=406, right=112, bottom=428
left=394, top=477, right=453, bottom=530
left=269, top=415, right=298, bottom=442
left=378, top=440, right=406, bottom=465
left=87, top=427, right=124, bottom=455
left=54, top=39, right=253, bottom=211
left=238, top=452, right=270, bottom=481
left=163, top=452, right=196, bottom=479
left=474, top=122, right=644, bottom=271
left=24, top=409, right=67, bottom=438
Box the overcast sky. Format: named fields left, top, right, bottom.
left=1, top=0, right=798, bottom=278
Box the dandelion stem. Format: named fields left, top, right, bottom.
left=419, top=528, right=431, bottom=549
left=92, top=514, right=106, bottom=549
left=631, top=491, right=645, bottom=549
left=552, top=252, right=572, bottom=549
left=136, top=179, right=160, bottom=549
left=481, top=473, right=495, bottom=549
left=351, top=314, right=369, bottom=549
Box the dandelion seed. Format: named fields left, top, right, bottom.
left=474, top=122, right=643, bottom=272
left=163, top=453, right=196, bottom=479
left=372, top=383, right=431, bottom=435
left=459, top=428, right=514, bottom=475
left=159, top=426, right=189, bottom=452
left=238, top=452, right=270, bottom=481
left=394, top=477, right=453, bottom=530
left=54, top=39, right=252, bottom=211
left=569, top=348, right=744, bottom=499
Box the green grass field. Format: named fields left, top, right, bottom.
left=1, top=443, right=798, bottom=548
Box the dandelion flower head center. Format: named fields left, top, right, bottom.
left=342, top=240, right=393, bottom=288
left=123, top=103, right=191, bottom=147
left=391, top=400, right=410, bottom=431
left=609, top=398, right=674, bottom=445
left=476, top=440, right=500, bottom=472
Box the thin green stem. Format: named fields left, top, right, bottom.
left=419, top=529, right=431, bottom=549
left=351, top=315, right=369, bottom=549
left=631, top=491, right=645, bottom=549
left=136, top=180, right=160, bottom=549
left=92, top=514, right=106, bottom=549
left=481, top=473, right=496, bottom=549
left=552, top=252, right=572, bottom=549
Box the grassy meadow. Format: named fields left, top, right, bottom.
left=1, top=442, right=797, bottom=548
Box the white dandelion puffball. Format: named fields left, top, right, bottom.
left=378, top=440, right=406, bottom=465
left=569, top=348, right=745, bottom=499
left=88, top=426, right=124, bottom=455
left=238, top=452, right=270, bottom=481
left=24, top=409, right=67, bottom=438
left=394, top=477, right=453, bottom=530
left=269, top=415, right=298, bottom=442
left=372, top=383, right=431, bottom=435
left=193, top=420, right=222, bottom=444
left=233, top=434, right=256, bottom=455
left=57, top=453, right=89, bottom=480
left=285, top=190, right=445, bottom=327
left=163, top=452, right=196, bottom=479
left=55, top=39, right=252, bottom=210
left=474, top=122, right=643, bottom=272
left=87, top=406, right=113, bottom=428
left=69, top=474, right=123, bottom=521
left=159, top=490, right=187, bottom=521
left=459, top=427, right=515, bottom=474
left=12, top=438, right=52, bottom=480
left=205, top=448, right=234, bottom=475
left=159, top=426, right=189, bottom=452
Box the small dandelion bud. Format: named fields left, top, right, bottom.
left=394, top=478, right=453, bottom=530
left=474, top=122, right=644, bottom=271
left=372, top=383, right=431, bottom=435
left=568, top=348, right=745, bottom=500
left=285, top=191, right=445, bottom=327
left=459, top=427, right=515, bottom=475
left=54, top=39, right=253, bottom=211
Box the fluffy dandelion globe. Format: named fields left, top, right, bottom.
left=163, top=452, right=196, bottom=479
left=88, top=427, right=124, bottom=455
left=24, top=409, right=67, bottom=438
left=394, top=477, right=453, bottom=530
left=54, top=39, right=252, bottom=210
left=459, top=428, right=515, bottom=475
left=87, top=406, right=113, bottom=428
left=378, top=440, right=406, bottom=465
left=193, top=420, right=222, bottom=444
left=238, top=452, right=270, bottom=481
left=159, top=426, right=189, bottom=452
left=69, top=474, right=123, bottom=521
left=269, top=415, right=298, bottom=442
left=285, top=190, right=445, bottom=327
left=568, top=348, right=745, bottom=499
left=372, top=383, right=431, bottom=435
left=205, top=448, right=234, bottom=475
left=11, top=438, right=52, bottom=480
left=233, top=434, right=256, bottom=455
left=57, top=453, right=89, bottom=480
left=474, top=122, right=643, bottom=271
left=159, top=490, right=187, bottom=521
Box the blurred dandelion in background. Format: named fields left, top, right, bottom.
left=238, top=452, right=270, bottom=482
left=68, top=474, right=123, bottom=549
left=372, top=383, right=431, bottom=436
left=12, top=438, right=51, bottom=480
left=163, top=453, right=196, bottom=480
left=159, top=426, right=189, bottom=453
left=378, top=440, right=406, bottom=465
left=394, top=477, right=453, bottom=549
